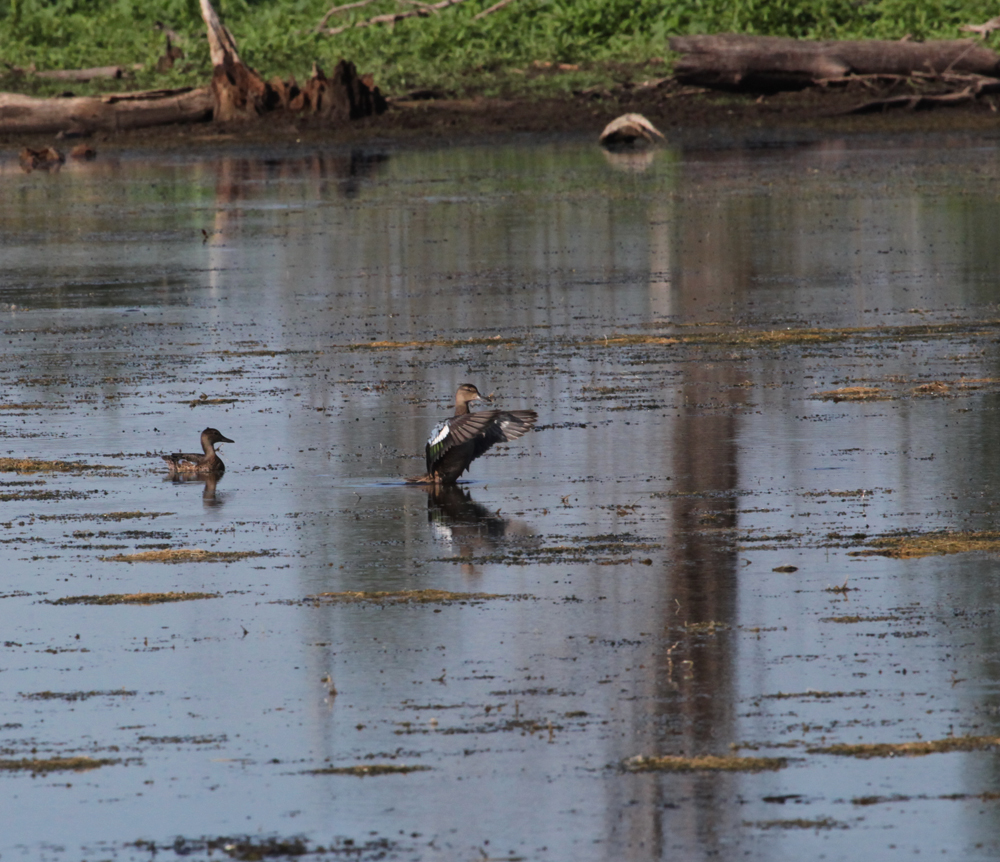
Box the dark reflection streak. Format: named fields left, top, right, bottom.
left=630, top=186, right=750, bottom=860
left=215, top=151, right=389, bottom=213
left=163, top=471, right=225, bottom=507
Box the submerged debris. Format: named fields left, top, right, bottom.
left=306, top=589, right=525, bottom=605
left=131, top=835, right=397, bottom=860
left=749, top=818, right=847, bottom=831
left=853, top=790, right=1000, bottom=806
left=46, top=591, right=221, bottom=605
left=357, top=335, right=521, bottom=350
left=623, top=754, right=787, bottom=773
left=814, top=386, right=889, bottom=402
left=21, top=689, right=137, bottom=701
left=304, top=763, right=431, bottom=776
left=99, top=548, right=272, bottom=563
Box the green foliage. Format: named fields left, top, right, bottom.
left=1, top=0, right=999, bottom=97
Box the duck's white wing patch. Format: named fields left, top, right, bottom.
left=427, top=421, right=450, bottom=447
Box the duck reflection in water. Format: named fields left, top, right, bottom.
left=163, top=471, right=226, bottom=507
left=424, top=485, right=536, bottom=576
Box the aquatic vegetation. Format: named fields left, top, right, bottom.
left=852, top=530, right=1000, bottom=559
left=99, top=549, right=270, bottom=563
left=0, top=756, right=120, bottom=774
left=0, top=457, right=112, bottom=473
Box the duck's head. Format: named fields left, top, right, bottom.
left=456, top=383, right=492, bottom=407
left=202, top=428, right=234, bottom=445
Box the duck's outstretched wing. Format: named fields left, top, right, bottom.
left=426, top=409, right=538, bottom=475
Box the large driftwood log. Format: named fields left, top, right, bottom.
left=0, top=88, right=212, bottom=135
left=670, top=34, right=1000, bottom=91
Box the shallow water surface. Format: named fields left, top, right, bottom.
left=3, top=135, right=1000, bottom=859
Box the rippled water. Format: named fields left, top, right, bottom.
left=3, top=133, right=1000, bottom=860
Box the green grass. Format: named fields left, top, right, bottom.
left=1, top=0, right=999, bottom=99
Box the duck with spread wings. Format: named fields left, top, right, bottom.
left=406, top=384, right=537, bottom=485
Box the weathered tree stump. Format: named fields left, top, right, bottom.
left=290, top=61, right=387, bottom=121
left=200, top=0, right=385, bottom=123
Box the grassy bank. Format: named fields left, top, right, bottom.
left=1, top=0, right=999, bottom=99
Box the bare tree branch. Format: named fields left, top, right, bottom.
left=960, top=15, right=1000, bottom=38
left=316, top=0, right=382, bottom=32
left=472, top=0, right=517, bottom=21
left=320, top=0, right=471, bottom=36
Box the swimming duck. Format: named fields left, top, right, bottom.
left=407, top=384, right=537, bottom=485
left=161, top=427, right=234, bottom=474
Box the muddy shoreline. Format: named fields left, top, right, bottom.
left=6, top=81, right=1000, bottom=155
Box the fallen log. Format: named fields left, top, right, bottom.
left=669, top=34, right=1000, bottom=92
left=0, top=88, right=212, bottom=135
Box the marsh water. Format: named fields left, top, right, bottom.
left=4, top=130, right=1000, bottom=860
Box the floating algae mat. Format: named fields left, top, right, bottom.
left=0, top=457, right=113, bottom=473
left=0, top=757, right=120, bottom=774
left=853, top=531, right=1000, bottom=559
left=808, top=735, right=1000, bottom=759
left=45, top=592, right=221, bottom=605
